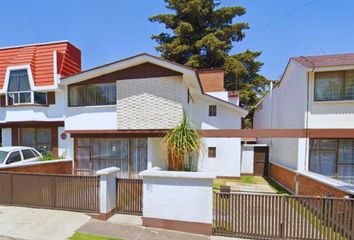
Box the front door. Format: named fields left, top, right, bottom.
left=253, top=146, right=269, bottom=176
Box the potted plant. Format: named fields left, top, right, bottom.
left=162, top=112, right=203, bottom=171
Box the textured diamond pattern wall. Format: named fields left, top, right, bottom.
left=117, top=76, right=187, bottom=129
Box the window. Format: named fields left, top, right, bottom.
left=34, top=92, right=47, bottom=104
left=208, top=147, right=216, bottom=158
left=22, top=149, right=36, bottom=160
left=6, top=151, right=21, bottom=164
left=75, top=138, right=147, bottom=178
left=209, top=105, right=217, bottom=116
left=6, top=69, right=47, bottom=105
left=314, top=71, right=354, bottom=101
left=68, top=83, right=116, bottom=106
left=309, top=139, right=354, bottom=184
left=20, top=128, right=51, bottom=154
left=0, top=151, right=8, bottom=164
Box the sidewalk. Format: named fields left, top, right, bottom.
left=77, top=214, right=247, bottom=240
left=0, top=206, right=90, bottom=240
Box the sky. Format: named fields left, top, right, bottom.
left=0, top=0, right=353, bottom=80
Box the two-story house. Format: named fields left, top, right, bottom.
left=254, top=53, right=354, bottom=197
left=0, top=41, right=248, bottom=178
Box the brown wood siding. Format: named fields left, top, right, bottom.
left=67, top=128, right=354, bottom=138
left=47, top=92, right=55, bottom=105
left=0, top=121, right=64, bottom=128
left=11, top=127, right=19, bottom=145
left=68, top=129, right=167, bottom=138
left=51, top=127, right=59, bottom=157
left=0, top=95, right=5, bottom=107
left=70, top=62, right=183, bottom=86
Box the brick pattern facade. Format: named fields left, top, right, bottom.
left=1, top=160, right=72, bottom=174
left=270, top=163, right=350, bottom=197
left=116, top=76, right=186, bottom=129
left=298, top=174, right=348, bottom=198
left=269, top=163, right=296, bottom=193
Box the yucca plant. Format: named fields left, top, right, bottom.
left=162, top=112, right=203, bottom=171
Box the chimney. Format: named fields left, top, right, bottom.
left=197, top=69, right=224, bottom=92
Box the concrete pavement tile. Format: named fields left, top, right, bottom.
left=0, top=206, right=91, bottom=240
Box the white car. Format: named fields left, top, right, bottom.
left=0, top=146, right=43, bottom=167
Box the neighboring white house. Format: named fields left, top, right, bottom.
left=0, top=41, right=248, bottom=178
left=254, top=53, right=354, bottom=196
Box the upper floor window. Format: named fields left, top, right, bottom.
left=6, top=69, right=47, bottom=106
left=314, top=71, right=354, bottom=101
left=209, top=105, right=217, bottom=116
left=68, top=83, right=116, bottom=107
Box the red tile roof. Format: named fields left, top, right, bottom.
left=292, top=53, right=354, bottom=68
left=0, top=41, right=81, bottom=88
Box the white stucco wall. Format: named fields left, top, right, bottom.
left=116, top=76, right=187, bottom=129
left=1, top=128, right=11, bottom=146
left=58, top=127, right=74, bottom=159
left=307, top=71, right=354, bottom=128
left=198, top=137, right=241, bottom=177
left=206, top=91, right=228, bottom=101
left=64, top=106, right=117, bottom=130
left=140, top=170, right=215, bottom=224
left=254, top=61, right=308, bottom=130
left=254, top=61, right=308, bottom=170
left=241, top=146, right=254, bottom=174
left=0, top=90, right=66, bottom=123
left=190, top=96, right=242, bottom=129
left=147, top=138, right=167, bottom=170
left=269, top=138, right=298, bottom=169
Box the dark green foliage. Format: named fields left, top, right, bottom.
left=149, top=0, right=270, bottom=128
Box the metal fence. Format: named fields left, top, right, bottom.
left=116, top=178, right=143, bottom=215
left=0, top=171, right=100, bottom=213
left=213, top=192, right=354, bottom=240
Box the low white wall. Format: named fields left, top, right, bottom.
left=241, top=145, right=254, bottom=174
left=198, top=137, right=241, bottom=177
left=140, top=170, right=215, bottom=235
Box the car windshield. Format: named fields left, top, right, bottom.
left=0, top=151, right=9, bottom=164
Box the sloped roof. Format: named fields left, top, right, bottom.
left=292, top=53, right=354, bottom=68
left=0, top=41, right=81, bottom=88
left=61, top=53, right=249, bottom=117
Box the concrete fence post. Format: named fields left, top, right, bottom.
left=96, top=167, right=120, bottom=220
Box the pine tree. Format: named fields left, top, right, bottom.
left=149, top=0, right=270, bottom=127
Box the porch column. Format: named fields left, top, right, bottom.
left=96, top=167, right=120, bottom=220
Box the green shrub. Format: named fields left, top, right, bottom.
left=41, top=151, right=53, bottom=161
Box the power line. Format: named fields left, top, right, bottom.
left=250, top=0, right=320, bottom=33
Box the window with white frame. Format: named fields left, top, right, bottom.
left=6, top=69, right=47, bottom=105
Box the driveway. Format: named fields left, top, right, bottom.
left=0, top=206, right=91, bottom=240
